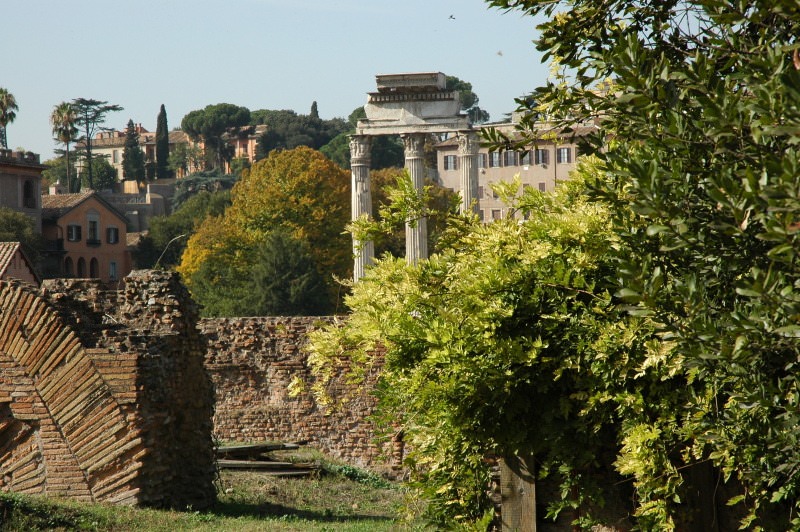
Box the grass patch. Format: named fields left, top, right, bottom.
left=0, top=456, right=428, bottom=531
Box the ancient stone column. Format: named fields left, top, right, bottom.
left=402, top=133, right=428, bottom=264
left=458, top=131, right=480, bottom=215
left=350, top=135, right=374, bottom=281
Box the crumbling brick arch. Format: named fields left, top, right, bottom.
left=0, top=271, right=216, bottom=509
left=0, top=280, right=142, bottom=503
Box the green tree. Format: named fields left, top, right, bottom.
left=81, top=155, right=117, bottom=191
left=181, top=103, right=250, bottom=171
left=168, top=142, right=204, bottom=177
left=486, top=0, right=800, bottom=527
left=71, top=98, right=123, bottom=190
left=122, top=119, right=145, bottom=181
left=155, top=104, right=170, bottom=179
left=0, top=88, right=18, bottom=149
left=249, top=229, right=332, bottom=316
left=446, top=75, right=490, bottom=124
left=0, top=207, right=45, bottom=271
left=252, top=106, right=348, bottom=159
left=133, top=189, right=231, bottom=269
left=49, top=102, right=78, bottom=189
left=41, top=155, right=74, bottom=190
left=366, top=167, right=460, bottom=258
left=170, top=170, right=237, bottom=210
left=309, top=171, right=654, bottom=527
left=185, top=227, right=254, bottom=317
left=178, top=147, right=351, bottom=315
left=319, top=107, right=404, bottom=170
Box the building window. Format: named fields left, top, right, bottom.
left=67, top=224, right=82, bottom=242
left=23, top=180, right=36, bottom=209
left=478, top=185, right=485, bottom=199
left=520, top=150, right=532, bottom=165
left=557, top=147, right=572, bottom=163
left=443, top=155, right=458, bottom=170
left=109, top=261, right=118, bottom=281
left=113, top=150, right=120, bottom=163
left=477, top=153, right=487, bottom=168
left=503, top=151, right=518, bottom=167
left=107, top=227, right=119, bottom=244
left=89, top=258, right=99, bottom=279
left=534, top=149, right=549, bottom=165
left=538, top=182, right=546, bottom=192
left=491, top=209, right=502, bottom=220
left=479, top=210, right=485, bottom=222
left=87, top=211, right=100, bottom=245
left=489, top=151, right=502, bottom=168
left=77, top=258, right=86, bottom=278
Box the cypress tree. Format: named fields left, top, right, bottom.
left=122, top=119, right=145, bottom=181
left=155, top=104, right=170, bottom=179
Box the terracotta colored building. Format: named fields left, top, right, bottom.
left=41, top=191, right=131, bottom=285
left=0, top=241, right=39, bottom=285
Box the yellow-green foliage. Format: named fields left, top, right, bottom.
left=177, top=147, right=351, bottom=315
left=308, top=165, right=675, bottom=527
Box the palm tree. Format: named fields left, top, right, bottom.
left=50, top=102, right=78, bottom=189
left=0, top=88, right=18, bottom=149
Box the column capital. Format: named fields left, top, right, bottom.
left=349, top=135, right=372, bottom=167
left=457, top=131, right=480, bottom=155
left=401, top=133, right=426, bottom=158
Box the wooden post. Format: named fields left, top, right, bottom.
left=500, top=453, right=536, bottom=532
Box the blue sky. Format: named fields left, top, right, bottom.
left=5, top=0, right=549, bottom=159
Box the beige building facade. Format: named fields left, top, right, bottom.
left=435, top=119, right=595, bottom=221
left=0, top=149, right=44, bottom=230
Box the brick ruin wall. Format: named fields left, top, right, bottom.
left=0, top=271, right=215, bottom=509
left=0, top=268, right=395, bottom=509
left=200, top=317, right=398, bottom=472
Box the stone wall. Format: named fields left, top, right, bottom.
left=0, top=270, right=215, bottom=509
left=201, top=317, right=399, bottom=472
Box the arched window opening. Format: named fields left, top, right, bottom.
left=77, top=258, right=86, bottom=278
left=23, top=180, right=36, bottom=209
left=89, top=258, right=99, bottom=279
left=64, top=257, right=74, bottom=277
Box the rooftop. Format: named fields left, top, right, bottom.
left=41, top=190, right=95, bottom=220
left=0, top=149, right=42, bottom=166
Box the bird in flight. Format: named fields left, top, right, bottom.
left=449, top=14, right=455, bottom=19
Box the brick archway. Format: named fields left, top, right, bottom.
left=0, top=280, right=142, bottom=503
left=0, top=272, right=216, bottom=509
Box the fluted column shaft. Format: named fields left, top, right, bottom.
left=457, top=131, right=480, bottom=215
left=350, top=135, right=373, bottom=281
left=402, top=133, right=428, bottom=265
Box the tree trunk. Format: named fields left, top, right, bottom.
left=500, top=453, right=536, bottom=532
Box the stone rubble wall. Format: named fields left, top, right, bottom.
left=0, top=271, right=215, bottom=509
left=200, top=317, right=399, bottom=472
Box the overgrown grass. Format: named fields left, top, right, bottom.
left=0, top=456, right=428, bottom=531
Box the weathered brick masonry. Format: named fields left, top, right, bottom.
left=0, top=271, right=215, bottom=508
left=0, top=269, right=393, bottom=509
left=201, top=317, right=396, bottom=471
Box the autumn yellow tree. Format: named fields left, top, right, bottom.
left=178, top=146, right=351, bottom=316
